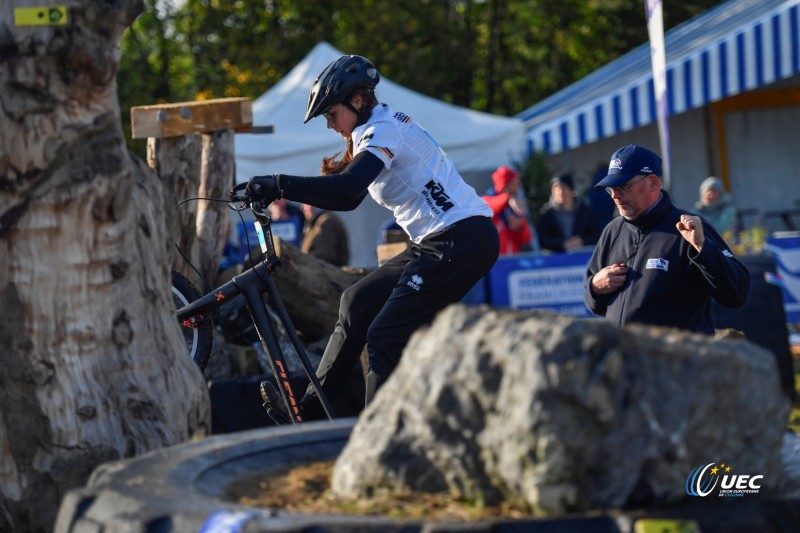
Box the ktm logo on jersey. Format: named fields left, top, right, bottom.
left=423, top=180, right=454, bottom=213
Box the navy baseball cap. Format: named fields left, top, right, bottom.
left=594, top=144, right=662, bottom=189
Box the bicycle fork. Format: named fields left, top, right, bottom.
left=237, top=279, right=304, bottom=423
left=235, top=268, right=336, bottom=424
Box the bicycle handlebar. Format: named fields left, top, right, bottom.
left=229, top=182, right=273, bottom=220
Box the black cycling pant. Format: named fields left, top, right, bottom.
left=300, top=215, right=499, bottom=419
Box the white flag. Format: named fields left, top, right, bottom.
left=645, top=0, right=670, bottom=190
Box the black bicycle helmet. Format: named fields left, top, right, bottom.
left=304, top=55, right=380, bottom=123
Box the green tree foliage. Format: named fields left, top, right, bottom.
left=119, top=0, right=195, bottom=155
left=117, top=0, right=722, bottom=157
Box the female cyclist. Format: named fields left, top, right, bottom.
left=245, top=55, right=499, bottom=419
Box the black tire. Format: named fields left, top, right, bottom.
left=171, top=270, right=213, bottom=371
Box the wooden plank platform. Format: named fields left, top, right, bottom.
left=131, top=97, right=256, bottom=139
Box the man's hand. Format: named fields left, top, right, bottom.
left=245, top=174, right=281, bottom=203
left=591, top=263, right=629, bottom=296
left=676, top=214, right=705, bottom=252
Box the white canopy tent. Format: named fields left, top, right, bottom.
left=235, top=42, right=526, bottom=267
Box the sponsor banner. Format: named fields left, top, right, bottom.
left=237, top=215, right=303, bottom=253
left=765, top=232, right=800, bottom=325
left=270, top=218, right=303, bottom=246
left=488, top=251, right=593, bottom=317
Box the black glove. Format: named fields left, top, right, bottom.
left=245, top=174, right=282, bottom=203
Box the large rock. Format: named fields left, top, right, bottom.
left=332, top=305, right=790, bottom=514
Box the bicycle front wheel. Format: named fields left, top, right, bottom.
left=171, top=270, right=214, bottom=371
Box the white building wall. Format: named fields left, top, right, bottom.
left=543, top=88, right=800, bottom=233
left=725, top=106, right=800, bottom=229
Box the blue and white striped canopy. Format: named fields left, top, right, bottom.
left=517, top=0, right=800, bottom=155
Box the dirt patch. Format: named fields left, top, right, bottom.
left=237, top=460, right=538, bottom=521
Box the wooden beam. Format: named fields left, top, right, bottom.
left=131, top=97, right=253, bottom=139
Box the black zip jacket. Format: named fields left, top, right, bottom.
left=584, top=191, right=750, bottom=333
left=536, top=200, right=600, bottom=252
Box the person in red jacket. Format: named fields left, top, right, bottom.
left=482, top=166, right=534, bottom=255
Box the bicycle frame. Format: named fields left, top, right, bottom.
left=176, top=203, right=336, bottom=424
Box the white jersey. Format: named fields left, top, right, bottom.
left=352, top=104, right=491, bottom=243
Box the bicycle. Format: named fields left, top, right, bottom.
left=174, top=185, right=336, bottom=425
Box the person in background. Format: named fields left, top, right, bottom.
left=584, top=144, right=750, bottom=334
left=244, top=54, right=499, bottom=420
left=481, top=166, right=534, bottom=255
left=268, top=197, right=302, bottom=221
left=587, top=163, right=618, bottom=230
left=695, top=176, right=737, bottom=237
left=300, top=204, right=350, bottom=267
left=536, top=173, right=600, bottom=253
left=265, top=197, right=304, bottom=247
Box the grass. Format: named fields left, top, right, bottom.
left=237, top=460, right=536, bottom=521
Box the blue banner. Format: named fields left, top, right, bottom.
left=765, top=232, right=800, bottom=325
left=235, top=216, right=304, bottom=256
left=488, top=251, right=593, bottom=317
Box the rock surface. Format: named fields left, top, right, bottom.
left=332, top=305, right=791, bottom=514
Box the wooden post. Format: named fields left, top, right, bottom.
left=194, top=130, right=234, bottom=291
left=134, top=98, right=253, bottom=289
left=146, top=134, right=203, bottom=281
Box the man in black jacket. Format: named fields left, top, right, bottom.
left=584, top=144, right=750, bottom=334
left=536, top=173, right=600, bottom=253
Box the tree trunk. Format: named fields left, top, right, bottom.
left=147, top=134, right=202, bottom=280
left=193, top=130, right=234, bottom=292
left=147, top=131, right=233, bottom=292
left=271, top=240, right=369, bottom=342
left=0, top=2, right=210, bottom=532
